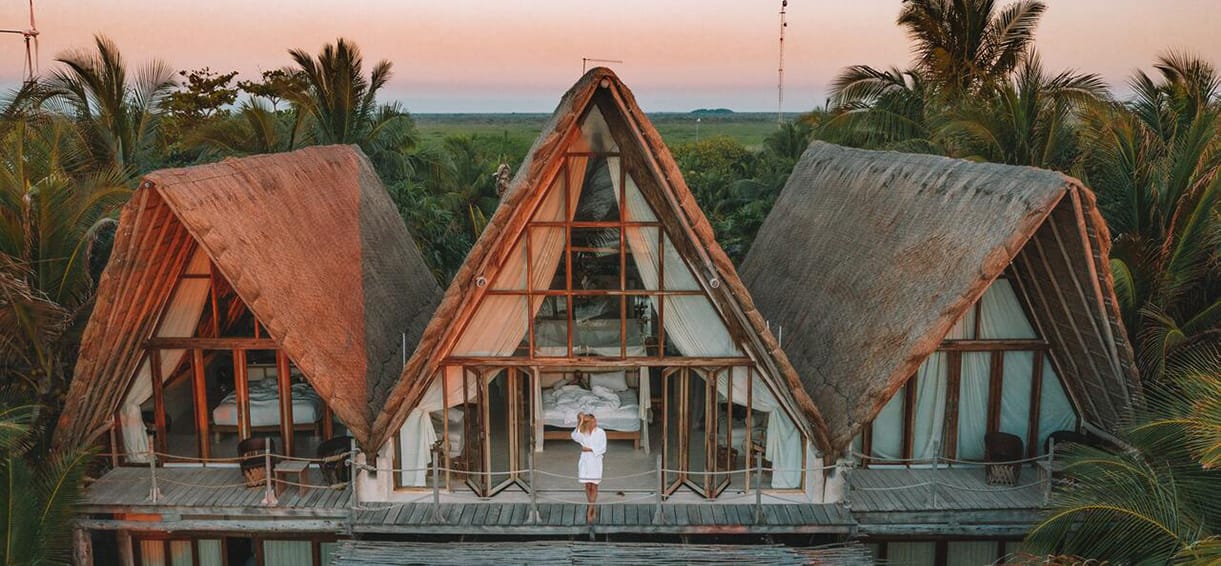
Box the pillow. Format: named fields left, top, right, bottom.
left=589, top=371, right=629, bottom=392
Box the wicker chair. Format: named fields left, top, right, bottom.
left=317, top=436, right=353, bottom=485
left=984, top=432, right=1023, bottom=485
left=238, top=437, right=277, bottom=488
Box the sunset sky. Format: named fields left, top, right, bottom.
left=2, top=0, right=1219, bottom=112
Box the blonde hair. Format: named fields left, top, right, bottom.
left=579, top=414, right=596, bottom=434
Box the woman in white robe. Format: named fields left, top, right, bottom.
left=571, top=412, right=607, bottom=522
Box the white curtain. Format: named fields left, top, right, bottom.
left=957, top=352, right=991, bottom=460
left=714, top=368, right=801, bottom=488
left=263, top=540, right=313, bottom=566
left=121, top=249, right=211, bottom=463
left=196, top=540, right=223, bottom=566
left=138, top=540, right=164, bottom=566
left=870, top=388, right=904, bottom=460
left=400, top=366, right=475, bottom=486
left=452, top=156, right=584, bottom=357
left=1039, top=355, right=1075, bottom=452
left=1000, top=351, right=1035, bottom=440
left=911, top=352, right=947, bottom=460
left=887, top=542, right=937, bottom=566
left=947, top=541, right=998, bottom=566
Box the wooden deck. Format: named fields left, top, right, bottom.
left=331, top=541, right=874, bottom=565
left=81, top=467, right=855, bottom=536
left=353, top=502, right=855, bottom=535
left=81, top=466, right=353, bottom=518
left=847, top=466, right=1047, bottom=536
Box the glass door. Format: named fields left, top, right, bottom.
left=466, top=367, right=533, bottom=497
left=661, top=367, right=729, bottom=498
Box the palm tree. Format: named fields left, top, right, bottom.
left=288, top=39, right=405, bottom=143
left=48, top=35, right=176, bottom=178
left=0, top=102, right=128, bottom=398
left=896, top=0, right=1047, bottom=97
left=822, top=0, right=1048, bottom=150
left=1025, top=343, right=1220, bottom=563
left=188, top=99, right=303, bottom=157
left=1078, top=53, right=1221, bottom=382
left=941, top=53, right=1107, bottom=170
left=0, top=393, right=92, bottom=565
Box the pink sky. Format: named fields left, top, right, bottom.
left=1, top=0, right=1219, bottom=112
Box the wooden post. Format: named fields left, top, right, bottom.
left=116, top=530, right=134, bottom=566
left=146, top=451, right=160, bottom=502
left=840, top=462, right=852, bottom=510
left=431, top=446, right=446, bottom=523
left=1043, top=437, right=1055, bottom=505
left=262, top=446, right=277, bottom=505
left=653, top=454, right=664, bottom=524
left=72, top=526, right=92, bottom=566
left=528, top=450, right=540, bottom=524
left=754, top=450, right=763, bottom=524
left=929, top=439, right=940, bottom=508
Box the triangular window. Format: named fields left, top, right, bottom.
left=449, top=108, right=737, bottom=359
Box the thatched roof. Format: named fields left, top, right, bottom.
left=54, top=145, right=442, bottom=453
left=371, top=68, right=833, bottom=454
left=740, top=142, right=1138, bottom=454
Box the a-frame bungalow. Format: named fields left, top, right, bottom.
left=57, top=146, right=444, bottom=564
left=740, top=142, right=1140, bottom=563
left=360, top=68, right=833, bottom=504
left=65, top=71, right=869, bottom=566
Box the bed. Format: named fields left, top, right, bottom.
left=540, top=372, right=644, bottom=449
left=211, top=378, right=322, bottom=438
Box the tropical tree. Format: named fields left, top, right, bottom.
left=1078, top=53, right=1221, bottom=382
left=941, top=53, right=1107, bottom=170
left=1025, top=343, right=1220, bottom=563
left=0, top=393, right=92, bottom=565
left=0, top=87, right=128, bottom=400
left=895, top=0, right=1047, bottom=97
left=47, top=34, right=176, bottom=178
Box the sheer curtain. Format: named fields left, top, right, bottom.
left=911, top=352, right=947, bottom=460
left=887, top=542, right=937, bottom=566
left=451, top=164, right=581, bottom=356
left=957, top=352, right=991, bottom=460
left=947, top=541, right=999, bottom=566
left=263, top=541, right=313, bottom=566
left=121, top=248, right=211, bottom=463
left=611, top=161, right=801, bottom=487
left=400, top=366, right=476, bottom=486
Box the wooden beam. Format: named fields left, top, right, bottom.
left=1027, top=350, right=1044, bottom=458
left=191, top=349, right=210, bottom=460
left=943, top=351, right=962, bottom=459
left=146, top=337, right=277, bottom=350
left=277, top=350, right=294, bottom=456
left=234, top=349, right=250, bottom=439
left=938, top=339, right=1047, bottom=351
left=149, top=349, right=167, bottom=457
left=900, top=380, right=916, bottom=461
left=443, top=357, right=752, bottom=367
left=987, top=351, right=1005, bottom=433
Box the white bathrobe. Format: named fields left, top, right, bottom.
left=571, top=427, right=607, bottom=484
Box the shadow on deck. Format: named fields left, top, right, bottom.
left=81, top=466, right=353, bottom=518
left=847, top=466, right=1048, bottom=537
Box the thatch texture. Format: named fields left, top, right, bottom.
left=372, top=68, right=832, bottom=454
left=54, top=146, right=442, bottom=453
left=740, top=142, right=1138, bottom=454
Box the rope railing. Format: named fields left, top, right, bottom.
left=848, top=450, right=1052, bottom=467
left=96, top=450, right=349, bottom=465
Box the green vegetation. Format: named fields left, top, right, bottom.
left=810, top=1, right=1219, bottom=562
left=0, top=0, right=1214, bottom=558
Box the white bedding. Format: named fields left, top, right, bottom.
left=212, top=378, right=321, bottom=427
left=542, top=384, right=641, bottom=432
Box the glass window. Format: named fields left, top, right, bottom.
left=571, top=228, right=620, bottom=291
left=532, top=296, right=569, bottom=357
left=263, top=540, right=314, bottom=566
left=572, top=296, right=622, bottom=357
left=947, top=541, right=999, bottom=566
left=626, top=295, right=659, bottom=357
left=573, top=157, right=619, bottom=222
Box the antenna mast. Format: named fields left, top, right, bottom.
left=0, top=0, right=38, bottom=81
left=582, top=57, right=623, bottom=74
left=777, top=0, right=787, bottom=127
